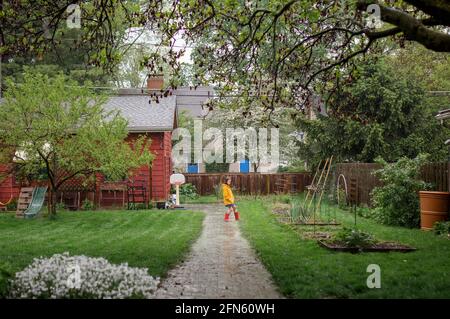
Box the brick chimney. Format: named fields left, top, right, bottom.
left=147, top=74, right=164, bottom=90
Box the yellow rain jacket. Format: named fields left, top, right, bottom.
left=222, top=183, right=235, bottom=205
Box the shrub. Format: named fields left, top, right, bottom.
left=128, top=203, right=147, bottom=210
left=81, top=199, right=95, bottom=211
left=336, top=187, right=348, bottom=209
left=0, top=262, right=13, bottom=298
left=277, top=160, right=307, bottom=173
left=179, top=183, right=198, bottom=200
left=214, top=184, right=223, bottom=200
left=433, top=221, right=450, bottom=236
left=278, top=195, right=291, bottom=204
left=56, top=202, right=67, bottom=211
left=8, top=253, right=159, bottom=299
left=205, top=162, right=229, bottom=173
left=355, top=206, right=372, bottom=219
left=6, top=198, right=17, bottom=211
left=371, top=154, right=430, bottom=228
left=335, top=227, right=375, bottom=248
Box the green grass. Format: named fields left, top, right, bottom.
left=238, top=199, right=450, bottom=298
left=182, top=195, right=220, bottom=204
left=0, top=209, right=204, bottom=295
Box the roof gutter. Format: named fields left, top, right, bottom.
left=127, top=126, right=174, bottom=133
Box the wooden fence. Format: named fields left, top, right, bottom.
left=333, top=163, right=382, bottom=206
left=334, top=162, right=449, bottom=206
left=420, top=162, right=449, bottom=192
left=184, top=173, right=312, bottom=196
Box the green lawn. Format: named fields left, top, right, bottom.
left=0, top=209, right=204, bottom=295
left=238, top=198, right=450, bottom=298
left=182, top=194, right=220, bottom=204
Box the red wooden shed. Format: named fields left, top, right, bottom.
left=90, top=77, right=180, bottom=207
left=0, top=76, right=213, bottom=209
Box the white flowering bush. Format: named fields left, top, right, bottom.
left=8, top=253, right=160, bottom=299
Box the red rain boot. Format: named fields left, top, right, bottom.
left=234, top=211, right=240, bottom=221
left=224, top=213, right=230, bottom=222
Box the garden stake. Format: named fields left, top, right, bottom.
left=304, top=162, right=320, bottom=205
left=313, top=191, right=317, bottom=234
left=316, top=156, right=333, bottom=215
left=307, top=158, right=329, bottom=212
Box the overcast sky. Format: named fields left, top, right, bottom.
left=124, top=27, right=193, bottom=64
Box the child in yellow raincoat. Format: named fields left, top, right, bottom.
left=222, top=176, right=239, bottom=221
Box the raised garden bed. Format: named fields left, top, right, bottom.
left=301, top=232, right=332, bottom=240
left=276, top=216, right=292, bottom=224
left=318, top=240, right=416, bottom=253
left=272, top=204, right=290, bottom=216
left=272, top=204, right=292, bottom=224
left=294, top=221, right=340, bottom=226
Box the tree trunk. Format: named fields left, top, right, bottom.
left=48, top=187, right=58, bottom=217
left=49, top=155, right=58, bottom=217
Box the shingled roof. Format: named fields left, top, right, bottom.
left=175, top=86, right=214, bottom=118
left=103, top=94, right=177, bottom=132
left=104, top=86, right=214, bottom=131
left=1, top=84, right=213, bottom=132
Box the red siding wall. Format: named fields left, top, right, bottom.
left=146, top=131, right=172, bottom=201
left=97, top=132, right=172, bottom=205
left=0, top=165, right=20, bottom=205
left=163, top=131, right=173, bottom=197
left=148, top=132, right=166, bottom=201
left=0, top=131, right=173, bottom=208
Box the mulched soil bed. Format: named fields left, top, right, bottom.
left=301, top=232, right=332, bottom=240
left=272, top=204, right=290, bottom=216
left=276, top=216, right=292, bottom=224
left=272, top=204, right=292, bottom=224
left=294, top=221, right=341, bottom=226
left=318, top=240, right=417, bottom=253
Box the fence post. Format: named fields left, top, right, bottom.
left=184, top=172, right=312, bottom=196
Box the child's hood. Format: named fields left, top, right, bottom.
left=222, top=183, right=232, bottom=190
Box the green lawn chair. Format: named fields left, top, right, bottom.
left=24, top=186, right=48, bottom=219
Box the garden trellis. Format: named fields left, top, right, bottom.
left=290, top=156, right=340, bottom=230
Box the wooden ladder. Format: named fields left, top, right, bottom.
left=16, top=187, right=34, bottom=218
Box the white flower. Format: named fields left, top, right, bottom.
left=8, top=253, right=160, bottom=299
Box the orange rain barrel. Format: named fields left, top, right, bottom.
left=419, top=191, right=450, bottom=230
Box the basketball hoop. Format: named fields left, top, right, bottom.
left=170, top=174, right=185, bottom=206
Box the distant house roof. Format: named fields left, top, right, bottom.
left=174, top=86, right=214, bottom=118
left=104, top=94, right=177, bottom=132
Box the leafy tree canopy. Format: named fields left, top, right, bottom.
left=3, top=1, right=449, bottom=110
left=205, top=103, right=299, bottom=170
left=149, top=0, right=450, bottom=110
left=296, top=56, right=449, bottom=166
left=0, top=71, right=154, bottom=216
